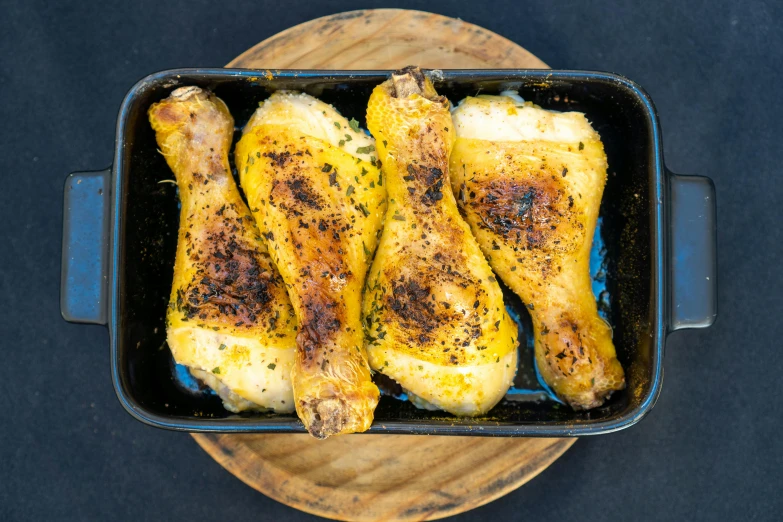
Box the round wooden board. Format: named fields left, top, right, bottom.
left=194, top=433, right=574, bottom=522
left=227, top=8, right=548, bottom=69
left=194, top=9, right=572, bottom=522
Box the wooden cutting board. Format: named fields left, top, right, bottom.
left=193, top=9, right=572, bottom=522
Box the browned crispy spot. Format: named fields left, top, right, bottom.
left=178, top=208, right=281, bottom=331
left=541, top=316, right=590, bottom=377
left=263, top=150, right=292, bottom=168
left=298, top=298, right=342, bottom=364
left=260, top=140, right=354, bottom=368
left=270, top=175, right=324, bottom=216
left=404, top=163, right=445, bottom=206
left=468, top=175, right=583, bottom=253
left=387, top=277, right=438, bottom=344
left=380, top=266, right=481, bottom=363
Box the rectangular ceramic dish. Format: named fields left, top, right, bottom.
left=61, top=68, right=717, bottom=435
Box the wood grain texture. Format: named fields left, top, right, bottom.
left=194, top=433, right=574, bottom=522
left=194, top=9, right=572, bottom=522
left=227, top=8, right=548, bottom=69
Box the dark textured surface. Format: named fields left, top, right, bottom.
left=0, top=0, right=780, bottom=520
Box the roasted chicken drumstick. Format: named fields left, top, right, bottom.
left=149, top=87, right=297, bottom=413
left=364, top=67, right=518, bottom=416
left=449, top=93, right=625, bottom=409
left=237, top=92, right=387, bottom=437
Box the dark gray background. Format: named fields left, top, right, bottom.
left=1, top=0, right=781, bottom=520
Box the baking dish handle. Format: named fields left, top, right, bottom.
left=667, top=170, right=717, bottom=331
left=61, top=168, right=111, bottom=325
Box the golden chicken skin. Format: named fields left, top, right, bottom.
left=148, top=86, right=297, bottom=413
left=449, top=93, right=625, bottom=409
left=236, top=92, right=386, bottom=438
left=364, top=67, right=518, bottom=416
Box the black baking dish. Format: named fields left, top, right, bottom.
left=61, top=68, right=717, bottom=436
